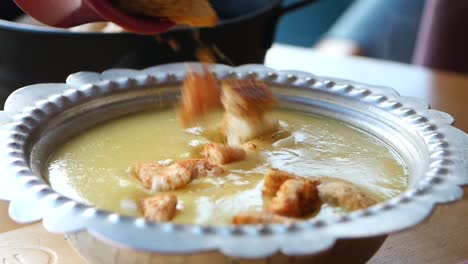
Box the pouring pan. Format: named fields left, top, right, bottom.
left=0, top=0, right=318, bottom=102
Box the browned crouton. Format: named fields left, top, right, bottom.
left=221, top=79, right=279, bottom=146
left=133, top=159, right=224, bottom=191
left=221, top=79, right=277, bottom=115
left=223, top=113, right=279, bottom=146
left=140, top=194, right=178, bottom=222
left=178, top=66, right=220, bottom=128
left=202, top=143, right=246, bottom=165
left=134, top=161, right=192, bottom=191
left=133, top=162, right=162, bottom=189
left=232, top=212, right=296, bottom=225
left=262, top=169, right=320, bottom=197
left=268, top=179, right=321, bottom=217
left=318, top=181, right=377, bottom=211
left=175, top=159, right=225, bottom=179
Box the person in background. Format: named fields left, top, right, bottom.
left=413, top=0, right=468, bottom=74
left=316, top=0, right=425, bottom=64
left=281, top=0, right=468, bottom=74
left=275, top=0, right=354, bottom=47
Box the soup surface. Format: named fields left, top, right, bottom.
left=46, top=108, right=408, bottom=225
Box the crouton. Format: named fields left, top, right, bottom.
left=221, top=79, right=277, bottom=115
left=140, top=194, right=177, bottom=222
left=318, top=181, right=377, bottom=211
left=262, top=169, right=296, bottom=196
left=133, top=161, right=192, bottom=191
left=268, top=179, right=321, bottom=217
left=223, top=112, right=279, bottom=146
left=221, top=78, right=279, bottom=146
left=133, top=159, right=224, bottom=191
left=114, top=0, right=218, bottom=27
left=202, top=143, right=246, bottom=165
left=232, top=212, right=296, bottom=225
left=178, top=66, right=221, bottom=128
left=262, top=168, right=320, bottom=197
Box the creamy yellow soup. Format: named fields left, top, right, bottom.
left=46, top=109, right=408, bottom=225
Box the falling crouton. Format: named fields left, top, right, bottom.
left=223, top=113, right=279, bottom=147
left=134, top=161, right=192, bottom=191
left=178, top=66, right=221, bottom=128
left=262, top=168, right=297, bottom=197
left=221, top=79, right=279, bottom=146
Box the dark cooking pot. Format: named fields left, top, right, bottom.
left=0, top=0, right=317, bottom=99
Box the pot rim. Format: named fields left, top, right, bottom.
left=0, top=63, right=466, bottom=258
left=0, top=0, right=282, bottom=36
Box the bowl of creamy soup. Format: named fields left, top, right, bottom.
left=0, top=63, right=466, bottom=264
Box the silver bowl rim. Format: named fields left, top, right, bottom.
left=0, top=63, right=466, bottom=258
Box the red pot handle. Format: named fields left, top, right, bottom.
left=279, top=0, right=319, bottom=16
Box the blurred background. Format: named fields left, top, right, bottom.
left=276, top=0, right=467, bottom=73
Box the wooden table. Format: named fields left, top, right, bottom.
left=1, top=44, right=467, bottom=264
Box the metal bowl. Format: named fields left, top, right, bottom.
left=0, top=63, right=466, bottom=263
